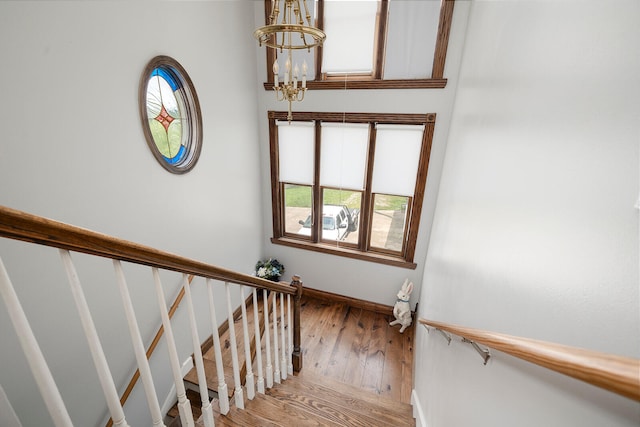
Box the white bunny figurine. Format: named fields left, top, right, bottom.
left=390, top=279, right=413, bottom=333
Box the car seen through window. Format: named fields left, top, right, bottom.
left=297, top=205, right=359, bottom=241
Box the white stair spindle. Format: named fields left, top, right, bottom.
left=287, top=294, right=293, bottom=375
left=59, top=250, right=130, bottom=427
left=113, top=261, right=165, bottom=427
left=205, top=279, right=229, bottom=415
left=280, top=293, right=287, bottom=380
left=272, top=293, right=281, bottom=384
left=152, top=269, right=194, bottom=427
left=225, top=283, right=245, bottom=409
left=240, top=286, right=255, bottom=400
left=0, top=258, right=73, bottom=427
left=252, top=289, right=265, bottom=394
left=182, top=275, right=215, bottom=427
left=262, top=289, right=273, bottom=388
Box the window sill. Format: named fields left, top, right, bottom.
left=263, top=78, right=447, bottom=91
left=271, top=236, right=417, bottom=270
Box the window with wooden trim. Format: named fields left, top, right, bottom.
left=261, top=0, right=456, bottom=90
left=139, top=56, right=202, bottom=174
left=268, top=111, right=435, bottom=268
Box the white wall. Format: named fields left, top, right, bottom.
left=0, top=1, right=262, bottom=426
left=414, top=1, right=640, bottom=426
left=253, top=1, right=472, bottom=308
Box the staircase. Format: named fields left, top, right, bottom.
left=169, top=371, right=415, bottom=426
left=166, top=294, right=416, bottom=426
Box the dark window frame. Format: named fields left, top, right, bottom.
left=261, top=0, right=456, bottom=91
left=138, top=55, right=203, bottom=174
left=268, top=111, right=436, bottom=269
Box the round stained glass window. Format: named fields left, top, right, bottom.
left=139, top=56, right=202, bottom=173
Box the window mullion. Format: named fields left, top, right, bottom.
left=373, top=0, right=389, bottom=80
left=268, top=110, right=434, bottom=266
left=431, top=0, right=455, bottom=79
left=360, top=123, right=377, bottom=252
left=404, top=120, right=435, bottom=260
left=315, top=0, right=325, bottom=80
left=278, top=182, right=287, bottom=237
left=270, top=117, right=283, bottom=237
left=312, top=121, right=323, bottom=243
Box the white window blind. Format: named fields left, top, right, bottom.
left=371, top=124, right=424, bottom=196
left=320, top=123, right=369, bottom=190
left=384, top=0, right=441, bottom=80
left=321, top=0, right=378, bottom=74
left=277, top=121, right=315, bottom=185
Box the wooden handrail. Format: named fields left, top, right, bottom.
left=419, top=319, right=640, bottom=402
left=0, top=205, right=295, bottom=295
left=1, top=205, right=305, bottom=424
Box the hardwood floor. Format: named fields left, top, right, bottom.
left=173, top=292, right=416, bottom=426
left=299, top=294, right=414, bottom=404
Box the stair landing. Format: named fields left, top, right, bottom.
left=187, top=372, right=415, bottom=427
left=171, top=293, right=416, bottom=426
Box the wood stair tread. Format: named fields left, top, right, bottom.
left=264, top=373, right=414, bottom=427
left=170, top=294, right=415, bottom=426
left=166, top=389, right=202, bottom=422
left=183, top=357, right=237, bottom=397
left=176, top=372, right=415, bottom=427
left=184, top=292, right=274, bottom=396
left=293, top=370, right=414, bottom=417
left=218, top=393, right=339, bottom=427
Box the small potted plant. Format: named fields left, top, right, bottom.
left=255, top=258, right=285, bottom=282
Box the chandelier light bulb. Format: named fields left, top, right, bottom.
left=273, top=60, right=280, bottom=87
left=293, top=64, right=300, bottom=89
left=254, top=0, right=325, bottom=121
left=284, top=57, right=291, bottom=85
left=302, top=61, right=307, bottom=88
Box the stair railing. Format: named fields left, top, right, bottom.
left=0, top=205, right=302, bottom=427
left=419, top=318, right=640, bottom=402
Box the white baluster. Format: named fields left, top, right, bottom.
left=59, top=250, right=130, bottom=427
left=272, top=293, right=281, bottom=384
left=240, top=286, right=255, bottom=400
left=182, top=275, right=215, bottom=427
left=287, top=294, right=293, bottom=375
left=113, top=261, right=165, bottom=426
left=152, top=269, right=194, bottom=427
left=280, top=293, right=287, bottom=380
left=205, top=279, right=229, bottom=415
left=225, top=283, right=244, bottom=409
left=263, top=289, right=273, bottom=388
left=252, top=289, right=265, bottom=394
left=0, top=258, right=73, bottom=427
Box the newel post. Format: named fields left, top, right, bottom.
left=291, top=275, right=303, bottom=373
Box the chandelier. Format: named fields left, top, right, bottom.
left=254, top=0, right=326, bottom=121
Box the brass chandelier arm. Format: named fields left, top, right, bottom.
left=254, top=24, right=326, bottom=50
left=255, top=0, right=325, bottom=120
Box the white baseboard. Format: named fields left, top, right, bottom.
left=161, top=384, right=178, bottom=419
left=181, top=357, right=194, bottom=377
left=0, top=384, right=22, bottom=427
left=411, top=389, right=427, bottom=427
